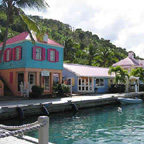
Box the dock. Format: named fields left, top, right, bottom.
left=0, top=92, right=144, bottom=120
left=0, top=135, right=38, bottom=144
left=0, top=116, right=53, bottom=144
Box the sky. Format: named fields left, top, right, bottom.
left=25, top=0, right=144, bottom=58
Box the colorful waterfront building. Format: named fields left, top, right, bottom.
left=112, top=51, right=144, bottom=72
left=63, top=63, right=114, bottom=93
left=0, top=32, right=64, bottom=96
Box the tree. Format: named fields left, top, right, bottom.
left=130, top=67, right=144, bottom=82
left=64, top=37, right=79, bottom=62
left=109, top=66, right=129, bottom=85
left=0, top=0, right=48, bottom=60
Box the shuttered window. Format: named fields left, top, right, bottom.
left=33, top=46, right=45, bottom=61
left=47, top=48, right=59, bottom=62
left=4, top=48, right=12, bottom=62
left=12, top=46, right=22, bottom=61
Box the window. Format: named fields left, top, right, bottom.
left=95, top=79, right=104, bottom=87
left=36, top=47, right=42, bottom=60
left=50, top=50, right=55, bottom=61
left=12, top=46, right=22, bottom=61
left=33, top=46, right=45, bottom=61
left=4, top=48, right=11, bottom=62
left=47, top=49, right=59, bottom=62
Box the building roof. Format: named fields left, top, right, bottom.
left=0, top=32, right=63, bottom=47
left=112, top=57, right=144, bottom=67
left=64, top=63, right=114, bottom=78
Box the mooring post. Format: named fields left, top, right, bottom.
left=38, top=116, right=49, bottom=144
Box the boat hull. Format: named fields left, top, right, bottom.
left=118, top=98, right=143, bottom=104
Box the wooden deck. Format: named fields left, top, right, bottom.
left=0, top=128, right=53, bottom=144
left=0, top=134, right=53, bottom=144
left=0, top=136, right=37, bottom=144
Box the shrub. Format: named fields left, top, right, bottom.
left=31, top=85, right=44, bottom=98
left=53, top=83, right=70, bottom=97
left=109, top=84, right=125, bottom=93
left=140, top=84, right=144, bottom=91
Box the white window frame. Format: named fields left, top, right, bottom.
left=36, top=47, right=42, bottom=60
left=95, top=78, right=105, bottom=87
left=15, top=47, right=20, bottom=60
left=50, top=50, right=56, bottom=62
left=78, top=77, right=94, bottom=92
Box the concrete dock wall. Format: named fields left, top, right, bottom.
left=0, top=92, right=144, bottom=120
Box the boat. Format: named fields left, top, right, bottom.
left=117, top=97, right=143, bottom=104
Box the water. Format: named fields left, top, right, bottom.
left=1, top=104, right=144, bottom=144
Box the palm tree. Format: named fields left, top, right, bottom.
left=0, top=0, right=48, bottom=60
left=130, top=67, right=144, bottom=82
left=64, top=37, right=79, bottom=62
left=109, top=66, right=129, bottom=85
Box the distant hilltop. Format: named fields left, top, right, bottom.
left=0, top=13, right=143, bottom=67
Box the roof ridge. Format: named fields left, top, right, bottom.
left=0, top=32, right=63, bottom=47
left=64, top=63, right=109, bottom=69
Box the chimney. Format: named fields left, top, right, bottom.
left=128, top=51, right=134, bottom=59
left=43, top=34, right=48, bottom=43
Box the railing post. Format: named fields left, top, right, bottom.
left=38, top=116, right=49, bottom=144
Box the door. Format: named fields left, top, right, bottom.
left=18, top=73, right=24, bottom=91
left=28, top=73, right=35, bottom=91
left=78, top=77, right=93, bottom=93
left=43, top=76, right=50, bottom=91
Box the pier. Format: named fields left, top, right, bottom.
left=0, top=116, right=52, bottom=144
left=0, top=92, right=143, bottom=120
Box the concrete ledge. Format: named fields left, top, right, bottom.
left=0, top=92, right=143, bottom=120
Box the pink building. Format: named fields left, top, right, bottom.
left=112, top=51, right=144, bottom=72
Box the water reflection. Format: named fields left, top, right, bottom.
left=1, top=104, right=144, bottom=144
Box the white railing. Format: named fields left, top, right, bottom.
left=0, top=116, right=49, bottom=144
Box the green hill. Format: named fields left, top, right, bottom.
left=0, top=13, right=132, bottom=67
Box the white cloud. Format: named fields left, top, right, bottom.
left=25, top=0, right=144, bottom=58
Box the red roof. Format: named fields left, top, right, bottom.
left=0, top=32, right=63, bottom=47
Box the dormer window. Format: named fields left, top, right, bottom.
left=33, top=46, right=45, bottom=61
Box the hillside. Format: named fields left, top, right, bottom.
left=0, top=12, right=134, bottom=67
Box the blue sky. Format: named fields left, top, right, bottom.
left=25, top=0, right=144, bottom=58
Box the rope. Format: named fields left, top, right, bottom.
left=0, top=121, right=47, bottom=138
left=0, top=121, right=38, bottom=130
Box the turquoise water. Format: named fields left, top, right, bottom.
left=1, top=104, right=144, bottom=144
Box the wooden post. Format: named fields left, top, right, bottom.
left=59, top=72, right=62, bottom=84
left=24, top=71, right=28, bottom=89
left=38, top=116, right=49, bottom=144
left=36, top=72, right=40, bottom=86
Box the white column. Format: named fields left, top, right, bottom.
left=88, top=77, right=89, bottom=92
left=38, top=116, right=49, bottom=144
left=125, top=77, right=129, bottom=93
left=138, top=79, right=139, bottom=92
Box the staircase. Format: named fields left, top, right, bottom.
left=0, top=76, right=14, bottom=96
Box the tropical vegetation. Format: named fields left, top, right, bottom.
left=0, top=0, right=48, bottom=60
left=53, top=83, right=70, bottom=97
left=0, top=9, right=143, bottom=66
left=108, top=66, right=129, bottom=85
left=130, top=67, right=144, bottom=82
